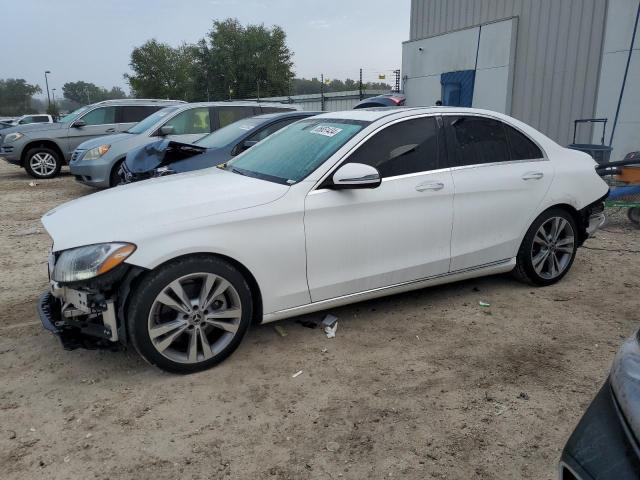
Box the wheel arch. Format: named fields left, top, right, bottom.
left=21, top=140, right=65, bottom=166
left=128, top=252, right=264, bottom=326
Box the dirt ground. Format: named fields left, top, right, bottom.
left=0, top=160, right=638, bottom=480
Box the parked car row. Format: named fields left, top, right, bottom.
left=0, top=98, right=298, bottom=181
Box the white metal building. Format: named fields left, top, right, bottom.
left=403, top=0, right=640, bottom=160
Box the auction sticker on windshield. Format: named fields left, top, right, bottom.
left=310, top=125, right=343, bottom=137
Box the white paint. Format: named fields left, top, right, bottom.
left=43, top=107, right=609, bottom=322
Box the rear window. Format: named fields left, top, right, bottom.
left=217, top=106, right=257, bottom=128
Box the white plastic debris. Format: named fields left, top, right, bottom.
left=322, top=314, right=338, bottom=338
left=292, top=370, right=303, bottom=378
left=28, top=181, right=37, bottom=187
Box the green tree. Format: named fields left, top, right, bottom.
left=125, top=39, right=197, bottom=101
left=62, top=81, right=128, bottom=105
left=0, top=79, right=42, bottom=116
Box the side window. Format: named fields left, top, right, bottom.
left=81, top=107, right=116, bottom=126
left=19, top=117, right=33, bottom=124
left=32, top=116, right=48, bottom=123
left=217, top=107, right=254, bottom=128
left=162, top=107, right=211, bottom=135
left=247, top=118, right=298, bottom=142
left=504, top=124, right=543, bottom=160
left=445, top=116, right=509, bottom=166
left=346, top=117, right=440, bottom=178
left=118, top=105, right=160, bottom=123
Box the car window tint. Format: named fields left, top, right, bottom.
left=248, top=118, right=299, bottom=142
left=446, top=116, right=509, bottom=166
left=346, top=117, right=440, bottom=178
left=217, top=107, right=255, bottom=128
left=81, top=106, right=116, bottom=126
left=33, top=116, right=48, bottom=123
left=119, top=105, right=161, bottom=123
left=504, top=124, right=543, bottom=160
left=163, top=107, right=210, bottom=135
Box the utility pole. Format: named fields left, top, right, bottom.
left=52, top=88, right=56, bottom=113
left=359, top=68, right=363, bottom=100
left=44, top=70, right=51, bottom=109
left=393, top=69, right=401, bottom=93
left=320, top=74, right=325, bottom=111
left=257, top=78, right=260, bottom=102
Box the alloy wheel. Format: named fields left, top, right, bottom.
left=147, top=272, right=242, bottom=364
left=29, top=152, right=58, bottom=177
left=530, top=216, right=575, bottom=280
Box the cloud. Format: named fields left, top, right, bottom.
left=308, top=19, right=331, bottom=29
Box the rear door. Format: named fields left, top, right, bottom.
left=444, top=114, right=554, bottom=271
left=116, top=105, right=162, bottom=132
left=65, top=106, right=118, bottom=154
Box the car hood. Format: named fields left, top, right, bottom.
left=78, top=133, right=134, bottom=150
left=2, top=122, right=65, bottom=135
left=42, top=167, right=289, bottom=252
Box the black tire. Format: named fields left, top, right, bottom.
left=24, top=147, right=62, bottom=179
left=127, top=255, right=253, bottom=374
left=628, top=207, right=640, bottom=228
left=513, top=208, right=578, bottom=286
left=109, top=159, right=125, bottom=188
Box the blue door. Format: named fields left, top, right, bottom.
left=440, top=70, right=475, bottom=107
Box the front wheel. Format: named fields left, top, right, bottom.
left=24, top=147, right=62, bottom=179
left=127, top=256, right=253, bottom=373
left=628, top=207, right=640, bottom=227
left=513, top=208, right=578, bottom=286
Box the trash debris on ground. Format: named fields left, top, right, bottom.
left=322, top=314, right=338, bottom=338
left=479, top=301, right=491, bottom=308
left=292, top=370, right=303, bottom=378
left=321, top=348, right=328, bottom=353
left=274, top=325, right=287, bottom=337
left=28, top=181, right=37, bottom=187
left=296, top=318, right=319, bottom=329
left=518, top=392, right=530, bottom=400
left=326, top=441, right=340, bottom=452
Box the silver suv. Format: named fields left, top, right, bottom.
left=0, top=99, right=184, bottom=179
left=70, top=101, right=299, bottom=188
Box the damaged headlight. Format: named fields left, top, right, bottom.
left=83, top=144, right=111, bottom=161
left=52, top=242, right=136, bottom=283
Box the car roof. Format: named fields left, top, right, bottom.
left=251, top=111, right=322, bottom=120
left=313, top=106, right=523, bottom=123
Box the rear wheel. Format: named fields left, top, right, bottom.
left=24, top=147, right=61, bottom=179
left=127, top=256, right=253, bottom=373
left=513, top=208, right=577, bottom=286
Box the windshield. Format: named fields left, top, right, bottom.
left=195, top=118, right=263, bottom=149
left=224, top=118, right=368, bottom=184
left=125, top=106, right=179, bottom=134
left=59, top=106, right=90, bottom=123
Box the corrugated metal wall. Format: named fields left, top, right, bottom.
left=409, top=0, right=608, bottom=144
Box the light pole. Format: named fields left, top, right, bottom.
left=44, top=70, right=51, bottom=109
left=52, top=88, right=56, bottom=113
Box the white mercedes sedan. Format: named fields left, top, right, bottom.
left=38, top=107, right=609, bottom=373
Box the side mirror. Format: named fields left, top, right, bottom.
left=330, top=163, right=381, bottom=190
left=158, top=125, right=174, bottom=136
left=72, top=120, right=86, bottom=128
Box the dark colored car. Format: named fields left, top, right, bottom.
left=560, top=330, right=640, bottom=479
left=119, top=110, right=320, bottom=184
left=353, top=93, right=406, bottom=109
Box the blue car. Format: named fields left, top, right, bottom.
left=119, top=110, right=320, bottom=184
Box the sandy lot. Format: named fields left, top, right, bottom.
left=0, top=161, right=638, bottom=480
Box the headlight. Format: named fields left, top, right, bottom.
left=52, top=242, right=136, bottom=283
left=83, top=144, right=111, bottom=161
left=3, top=132, right=24, bottom=143
left=610, top=330, right=640, bottom=441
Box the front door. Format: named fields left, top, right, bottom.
left=65, top=106, right=119, bottom=156
left=304, top=116, right=454, bottom=302
left=443, top=114, right=555, bottom=271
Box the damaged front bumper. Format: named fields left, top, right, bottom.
left=37, top=285, right=119, bottom=350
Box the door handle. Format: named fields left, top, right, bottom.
left=522, top=171, right=544, bottom=180
left=106, top=128, right=116, bottom=133
left=415, top=181, right=444, bottom=192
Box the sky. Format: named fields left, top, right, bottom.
left=1, top=0, right=410, bottom=98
